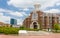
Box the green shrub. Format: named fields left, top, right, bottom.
left=26, top=28, right=40, bottom=31
left=19, top=26, right=40, bottom=31
left=0, top=28, right=4, bottom=33
left=0, top=27, right=19, bottom=34
left=53, top=24, right=60, bottom=32
left=19, top=26, right=26, bottom=30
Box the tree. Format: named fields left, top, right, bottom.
left=54, top=24, right=60, bottom=32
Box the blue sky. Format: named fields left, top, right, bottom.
left=0, top=0, right=60, bottom=25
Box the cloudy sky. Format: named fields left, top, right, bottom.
left=0, top=0, right=60, bottom=25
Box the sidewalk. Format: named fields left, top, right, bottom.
left=0, top=33, right=60, bottom=38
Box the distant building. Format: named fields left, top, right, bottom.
left=10, top=18, right=17, bottom=25
left=0, top=22, right=10, bottom=27
left=23, top=3, right=60, bottom=30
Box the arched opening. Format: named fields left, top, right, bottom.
left=33, top=22, right=37, bottom=29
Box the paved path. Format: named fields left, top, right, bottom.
left=0, top=33, right=60, bottom=38
left=26, top=31, right=52, bottom=35
left=0, top=31, right=60, bottom=38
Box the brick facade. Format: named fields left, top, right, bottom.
left=23, top=4, right=60, bottom=29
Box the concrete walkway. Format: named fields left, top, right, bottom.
left=19, top=31, right=53, bottom=35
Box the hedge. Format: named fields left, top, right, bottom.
left=19, top=26, right=40, bottom=31
left=0, top=27, right=19, bottom=34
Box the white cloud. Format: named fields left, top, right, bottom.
left=44, top=9, right=60, bottom=13
left=23, top=8, right=29, bottom=11
left=17, top=19, right=23, bottom=25
left=0, top=8, right=27, bottom=25
left=40, top=0, right=60, bottom=9
left=9, top=12, right=23, bottom=17
left=7, top=0, right=60, bottom=9
left=0, top=8, right=27, bottom=17
left=0, top=13, right=10, bottom=24
left=0, top=9, right=11, bottom=24
left=0, top=13, right=3, bottom=16
left=56, top=3, right=60, bottom=6
left=7, top=0, right=33, bottom=8
left=9, top=11, right=28, bottom=17
left=0, top=8, right=11, bottom=13
left=20, top=12, right=27, bottom=16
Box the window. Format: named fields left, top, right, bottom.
left=32, top=13, right=38, bottom=20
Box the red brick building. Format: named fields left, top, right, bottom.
left=0, top=22, right=10, bottom=27
left=23, top=4, right=60, bottom=30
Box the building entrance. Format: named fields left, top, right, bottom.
left=33, top=22, right=37, bottom=29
